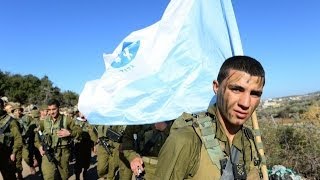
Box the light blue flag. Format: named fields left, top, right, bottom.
left=78, top=0, right=243, bottom=125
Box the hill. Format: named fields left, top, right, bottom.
left=0, top=70, right=78, bottom=107
left=255, top=91, right=320, bottom=179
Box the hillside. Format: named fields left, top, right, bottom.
left=254, top=91, right=320, bottom=179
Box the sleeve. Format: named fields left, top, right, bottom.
left=67, top=116, right=82, bottom=139
left=154, top=126, right=201, bottom=180
left=121, top=125, right=142, bottom=162
left=87, top=124, right=98, bottom=143
left=10, top=119, right=23, bottom=155
left=34, top=120, right=44, bottom=148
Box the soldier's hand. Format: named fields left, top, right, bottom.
left=10, top=153, right=16, bottom=162
left=130, top=157, right=144, bottom=176
left=57, top=128, right=71, bottom=137
left=39, top=146, right=45, bottom=156
left=93, top=145, right=98, bottom=155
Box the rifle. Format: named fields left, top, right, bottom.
left=106, top=128, right=122, bottom=142
left=98, top=137, right=113, bottom=155
left=37, top=130, right=60, bottom=168
left=93, top=126, right=113, bottom=155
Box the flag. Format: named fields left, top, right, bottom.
left=78, top=0, right=243, bottom=125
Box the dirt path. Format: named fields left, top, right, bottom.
left=0, top=156, right=98, bottom=180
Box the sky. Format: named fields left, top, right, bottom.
left=0, top=0, right=319, bottom=100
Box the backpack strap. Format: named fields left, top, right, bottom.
left=192, top=112, right=225, bottom=169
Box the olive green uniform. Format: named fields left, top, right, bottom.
left=155, top=105, right=261, bottom=180
left=92, top=125, right=131, bottom=180
left=0, top=113, right=23, bottom=179
left=91, top=125, right=110, bottom=179
left=16, top=115, right=38, bottom=172
left=74, top=119, right=94, bottom=180
left=35, top=114, right=81, bottom=180
left=122, top=123, right=172, bottom=180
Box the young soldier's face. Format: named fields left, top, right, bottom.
left=47, top=104, right=59, bottom=119
left=13, top=108, right=22, bottom=118
left=213, top=69, right=264, bottom=128
left=40, top=109, right=48, bottom=117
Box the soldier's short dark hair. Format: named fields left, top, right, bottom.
left=47, top=99, right=60, bottom=108
left=217, top=55, right=265, bottom=85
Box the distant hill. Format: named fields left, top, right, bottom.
left=0, top=70, right=78, bottom=106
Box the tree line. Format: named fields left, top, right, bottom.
left=0, top=70, right=79, bottom=107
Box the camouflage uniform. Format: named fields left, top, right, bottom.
left=154, top=105, right=261, bottom=180
left=0, top=111, right=23, bottom=179
left=122, top=122, right=173, bottom=180
left=35, top=114, right=81, bottom=180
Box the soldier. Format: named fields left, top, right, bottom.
left=107, top=125, right=132, bottom=180
left=121, top=121, right=173, bottom=180
left=91, top=124, right=131, bottom=180
left=11, top=103, right=28, bottom=179
left=155, top=56, right=266, bottom=179
left=39, top=104, right=48, bottom=121
left=73, top=113, right=95, bottom=180
left=91, top=124, right=110, bottom=179
left=30, top=109, right=43, bottom=175
left=35, top=99, right=81, bottom=180
left=0, top=98, right=23, bottom=179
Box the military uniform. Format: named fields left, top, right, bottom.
left=91, top=125, right=110, bottom=179
left=16, top=114, right=39, bottom=173
left=35, top=113, right=81, bottom=180
left=0, top=112, right=23, bottom=179
left=155, top=105, right=261, bottom=180
left=74, top=118, right=95, bottom=180
left=122, top=122, right=172, bottom=180
left=91, top=125, right=131, bottom=180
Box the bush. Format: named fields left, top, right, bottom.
left=261, top=121, right=320, bottom=179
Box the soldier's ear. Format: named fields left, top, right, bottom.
left=213, top=80, right=219, bottom=94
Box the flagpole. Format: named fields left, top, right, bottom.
left=251, top=111, right=268, bottom=180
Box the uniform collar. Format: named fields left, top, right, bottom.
left=207, top=105, right=245, bottom=151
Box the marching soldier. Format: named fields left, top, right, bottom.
left=121, top=121, right=173, bottom=180
left=0, top=98, right=23, bottom=179
left=92, top=124, right=132, bottom=180
left=35, top=99, right=81, bottom=180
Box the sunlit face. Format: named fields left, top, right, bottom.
left=213, top=69, right=264, bottom=129
left=47, top=104, right=59, bottom=119
left=5, top=105, right=13, bottom=114
left=13, top=108, right=23, bottom=118
left=40, top=109, right=48, bottom=118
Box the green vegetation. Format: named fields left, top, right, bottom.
left=0, top=70, right=78, bottom=107
left=256, top=94, right=320, bottom=179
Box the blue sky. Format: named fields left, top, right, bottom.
left=0, top=0, right=319, bottom=99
